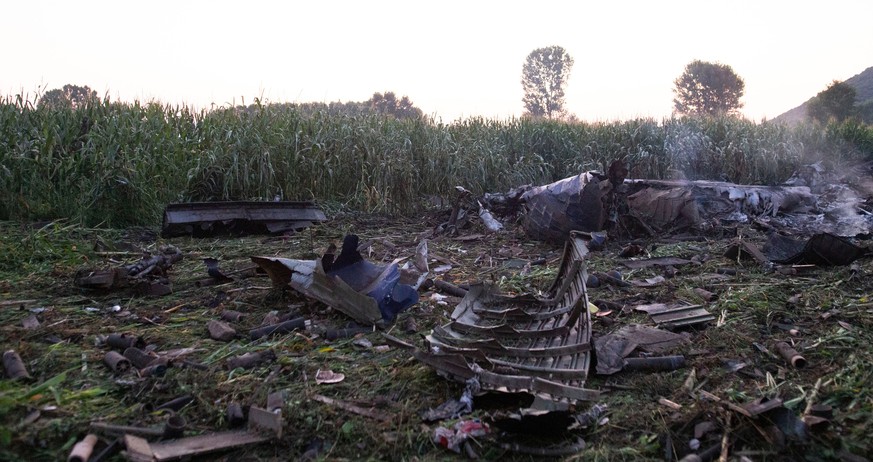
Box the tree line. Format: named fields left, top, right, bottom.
left=520, top=45, right=864, bottom=124
left=34, top=50, right=864, bottom=125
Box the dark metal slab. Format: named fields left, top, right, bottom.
left=162, top=201, right=326, bottom=237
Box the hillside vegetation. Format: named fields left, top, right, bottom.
left=2, top=96, right=872, bottom=227
left=776, top=66, right=873, bottom=124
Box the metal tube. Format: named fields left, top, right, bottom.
left=774, top=341, right=806, bottom=368
left=68, top=434, right=99, bottom=462
left=103, top=351, right=131, bottom=373
left=249, top=318, right=307, bottom=340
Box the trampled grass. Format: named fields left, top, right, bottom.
left=1, top=214, right=872, bottom=461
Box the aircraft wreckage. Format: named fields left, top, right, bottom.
left=483, top=160, right=873, bottom=243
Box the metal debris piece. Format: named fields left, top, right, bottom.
left=605, top=324, right=691, bottom=354
left=766, top=233, right=871, bottom=266
left=252, top=235, right=418, bottom=326
left=161, top=201, right=326, bottom=237
left=743, top=397, right=784, bottom=417
left=724, top=240, right=769, bottom=264
left=122, top=406, right=281, bottom=462
left=634, top=303, right=715, bottom=328
left=220, top=310, right=245, bottom=322
left=311, top=394, right=390, bottom=422
left=314, top=369, right=345, bottom=385
left=252, top=256, right=383, bottom=326
left=123, top=347, right=158, bottom=369
left=107, top=333, right=144, bottom=351
left=226, top=350, right=276, bottom=370
left=202, top=258, right=233, bottom=283
left=503, top=165, right=818, bottom=242
left=478, top=201, right=504, bottom=232
left=68, top=434, right=99, bottom=462
left=207, top=320, right=237, bottom=342
left=21, top=314, right=40, bottom=329
left=774, top=341, right=806, bottom=368
left=521, top=171, right=611, bottom=242
left=76, top=246, right=183, bottom=293
left=3, top=350, right=32, bottom=380
left=248, top=317, right=307, bottom=340
left=415, top=231, right=599, bottom=402
left=621, top=256, right=693, bottom=269
left=103, top=351, right=131, bottom=374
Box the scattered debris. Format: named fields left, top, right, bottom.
left=621, top=256, right=693, bottom=269
left=311, top=394, right=390, bottom=422
left=421, top=377, right=480, bottom=422
left=594, top=325, right=690, bottom=375
left=249, top=317, right=308, bottom=340
left=21, top=314, right=40, bottom=329
left=433, top=419, right=489, bottom=455
left=207, top=320, right=237, bottom=342
left=416, top=231, right=599, bottom=402
left=314, top=369, right=345, bottom=385
left=226, top=350, right=275, bottom=370
left=766, top=232, right=871, bottom=265
left=3, top=350, right=31, bottom=380
left=123, top=406, right=281, bottom=461
left=103, top=351, right=132, bottom=374
left=253, top=235, right=419, bottom=326
left=68, top=434, right=99, bottom=462
left=161, top=201, right=326, bottom=237
left=634, top=303, right=715, bottom=328
left=774, top=341, right=807, bottom=368
left=75, top=245, right=183, bottom=294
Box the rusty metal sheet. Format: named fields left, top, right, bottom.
left=161, top=201, right=326, bottom=237
left=416, top=231, right=599, bottom=402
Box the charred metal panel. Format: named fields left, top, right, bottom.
left=162, top=201, right=326, bottom=237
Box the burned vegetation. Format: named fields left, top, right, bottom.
left=2, top=161, right=873, bottom=461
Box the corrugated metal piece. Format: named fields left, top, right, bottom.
left=162, top=201, right=327, bottom=237
left=415, top=231, right=599, bottom=402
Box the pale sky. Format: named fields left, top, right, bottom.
left=3, top=1, right=872, bottom=122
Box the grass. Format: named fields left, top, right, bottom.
left=3, top=95, right=873, bottom=227
left=1, top=212, right=872, bottom=461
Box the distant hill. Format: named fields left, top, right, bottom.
left=773, top=66, right=873, bottom=124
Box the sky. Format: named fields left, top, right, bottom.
left=3, top=0, right=872, bottom=122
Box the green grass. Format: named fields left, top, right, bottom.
left=3, top=95, right=872, bottom=227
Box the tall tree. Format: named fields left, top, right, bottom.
left=38, top=84, right=98, bottom=110
left=807, top=80, right=857, bottom=123
left=367, top=91, right=423, bottom=119
left=521, top=46, right=574, bottom=119
left=673, top=60, right=744, bottom=116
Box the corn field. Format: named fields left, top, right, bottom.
left=2, top=95, right=872, bottom=227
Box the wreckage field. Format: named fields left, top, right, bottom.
left=2, top=193, right=872, bottom=462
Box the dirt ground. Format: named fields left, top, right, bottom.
left=1, top=210, right=871, bottom=461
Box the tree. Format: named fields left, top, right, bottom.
left=367, top=91, right=423, bottom=119
left=807, top=80, right=857, bottom=123
left=38, top=84, right=98, bottom=110
left=521, top=46, right=574, bottom=119
left=673, top=60, right=745, bottom=116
